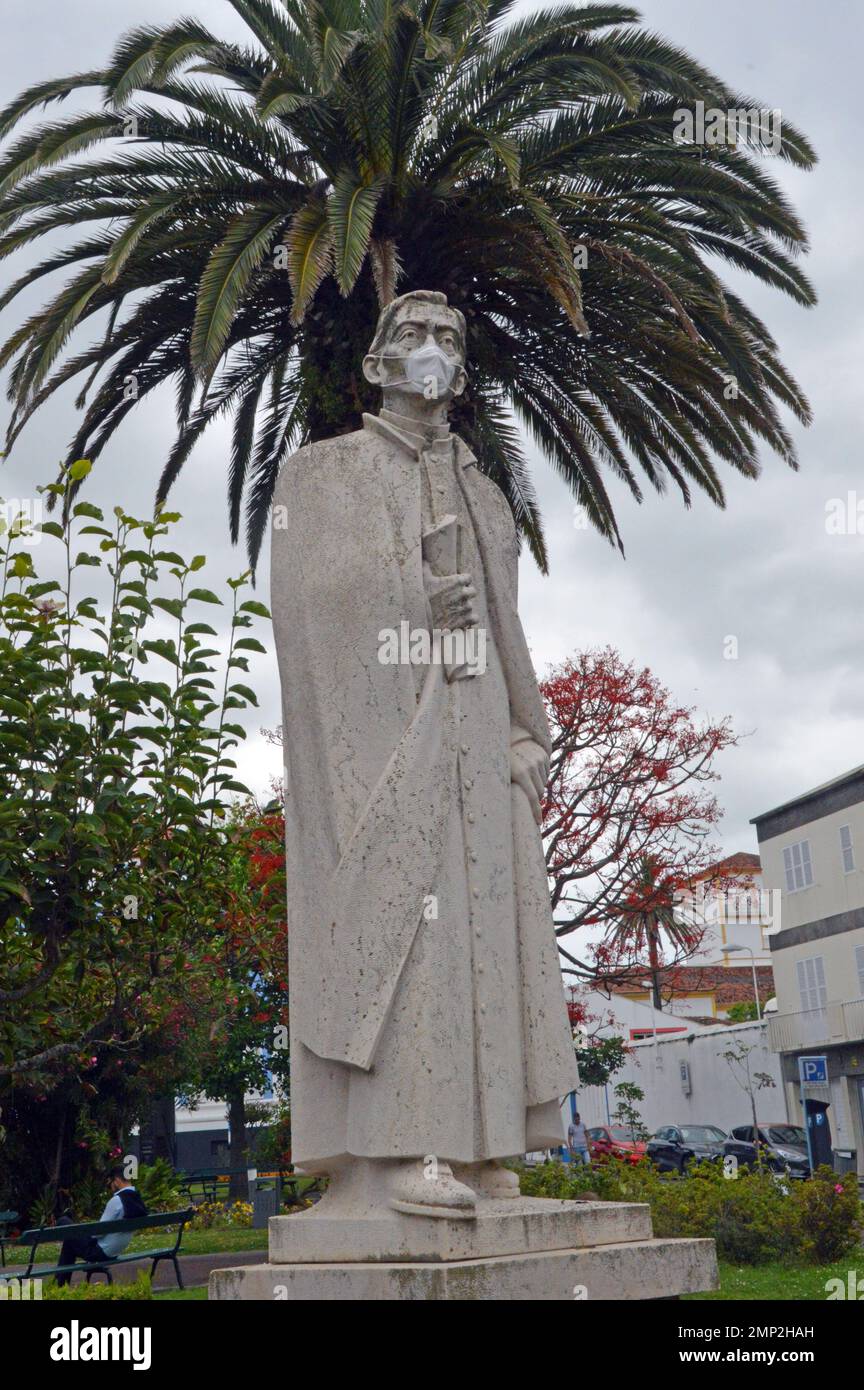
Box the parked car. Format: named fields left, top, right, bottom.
left=585, top=1125, right=648, bottom=1165
left=723, top=1124, right=810, bottom=1178
left=647, top=1125, right=727, bottom=1173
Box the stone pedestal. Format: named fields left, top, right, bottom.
left=209, top=1197, right=717, bottom=1301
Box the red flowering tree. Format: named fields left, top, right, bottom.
left=176, top=802, right=289, bottom=1197
left=541, top=648, right=740, bottom=998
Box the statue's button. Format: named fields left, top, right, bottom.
left=470, top=852, right=478, bottom=863
left=472, top=889, right=480, bottom=899
left=467, top=812, right=475, bottom=824
left=461, top=744, right=469, bottom=756
left=480, top=1005, right=486, bottom=1014
left=464, top=779, right=473, bottom=791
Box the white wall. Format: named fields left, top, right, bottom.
left=576, top=1020, right=784, bottom=1136
left=578, top=989, right=713, bottom=1041
left=175, top=1089, right=281, bottom=1135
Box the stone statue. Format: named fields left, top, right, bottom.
left=213, top=293, right=719, bottom=1296
left=271, top=290, right=578, bottom=1221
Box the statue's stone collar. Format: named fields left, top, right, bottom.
left=363, top=408, right=472, bottom=467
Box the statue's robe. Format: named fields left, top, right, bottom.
left=271, top=409, right=577, bottom=1167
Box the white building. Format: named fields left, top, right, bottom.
left=753, top=766, right=864, bottom=1176
left=574, top=988, right=714, bottom=1043
left=584, top=854, right=776, bottom=1027
left=687, top=852, right=776, bottom=968
left=577, top=1020, right=783, bottom=1136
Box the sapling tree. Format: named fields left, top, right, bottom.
left=0, top=463, right=269, bottom=1214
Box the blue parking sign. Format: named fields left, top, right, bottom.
left=799, top=1055, right=828, bottom=1085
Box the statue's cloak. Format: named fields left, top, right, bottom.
left=271, top=419, right=577, bottom=1164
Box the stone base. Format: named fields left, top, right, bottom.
left=268, top=1196, right=652, bottom=1264
left=210, top=1236, right=717, bottom=1301
left=209, top=1197, right=718, bottom=1301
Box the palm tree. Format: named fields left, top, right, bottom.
left=605, top=854, right=696, bottom=1009
left=0, top=1, right=815, bottom=570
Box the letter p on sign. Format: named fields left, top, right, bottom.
left=800, top=1056, right=828, bottom=1085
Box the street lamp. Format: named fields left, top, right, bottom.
left=720, top=943, right=762, bottom=1021
left=638, top=979, right=661, bottom=1061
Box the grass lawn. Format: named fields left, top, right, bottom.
left=157, top=1248, right=864, bottom=1302
left=22, top=1251, right=864, bottom=1301
left=687, top=1251, right=864, bottom=1300
left=155, top=1286, right=209, bottom=1301
left=143, top=1254, right=864, bottom=1301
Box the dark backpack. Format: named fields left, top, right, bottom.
left=118, top=1187, right=148, bottom=1219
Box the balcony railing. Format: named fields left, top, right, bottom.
left=843, top=996, right=864, bottom=1040
left=767, top=998, right=864, bottom=1053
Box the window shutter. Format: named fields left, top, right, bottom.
left=784, top=840, right=813, bottom=891
left=784, top=846, right=796, bottom=893
left=797, top=956, right=827, bottom=1011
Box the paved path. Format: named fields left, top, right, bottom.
left=20, top=1248, right=267, bottom=1293
left=150, top=1248, right=267, bottom=1291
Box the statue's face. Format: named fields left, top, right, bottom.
left=363, top=301, right=466, bottom=403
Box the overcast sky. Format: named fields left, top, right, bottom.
left=1, top=0, right=861, bottom=858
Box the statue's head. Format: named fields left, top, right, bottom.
left=363, top=290, right=467, bottom=406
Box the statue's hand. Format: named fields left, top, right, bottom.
left=510, top=738, right=549, bottom=825
left=423, top=565, right=478, bottom=631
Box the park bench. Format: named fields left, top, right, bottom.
left=0, top=1211, right=19, bottom=1267
left=176, top=1167, right=252, bottom=1203
left=8, top=1207, right=196, bottom=1289
left=177, top=1167, right=321, bottom=1205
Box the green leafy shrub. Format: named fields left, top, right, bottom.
left=712, top=1173, right=788, bottom=1265
left=0, top=473, right=268, bottom=1220
left=25, top=1185, right=58, bottom=1230
left=66, top=1172, right=110, bottom=1224
left=647, top=1161, right=731, bottom=1243
left=520, top=1156, right=863, bottom=1266
left=781, top=1166, right=863, bottom=1264
left=519, top=1157, right=662, bottom=1204
left=45, top=1271, right=152, bottom=1300
left=135, top=1159, right=182, bottom=1213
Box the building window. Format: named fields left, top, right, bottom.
left=840, top=824, right=855, bottom=874
left=783, top=839, right=813, bottom=892
left=796, top=955, right=827, bottom=1014
left=856, top=944, right=864, bottom=998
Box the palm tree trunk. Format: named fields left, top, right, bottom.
left=647, top=920, right=663, bottom=1010
left=301, top=274, right=378, bottom=442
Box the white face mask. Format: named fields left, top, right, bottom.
left=404, top=341, right=457, bottom=396
left=379, top=337, right=461, bottom=398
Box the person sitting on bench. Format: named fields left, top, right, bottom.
left=55, top=1166, right=148, bottom=1285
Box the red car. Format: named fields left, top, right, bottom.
left=586, top=1125, right=648, bottom=1165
